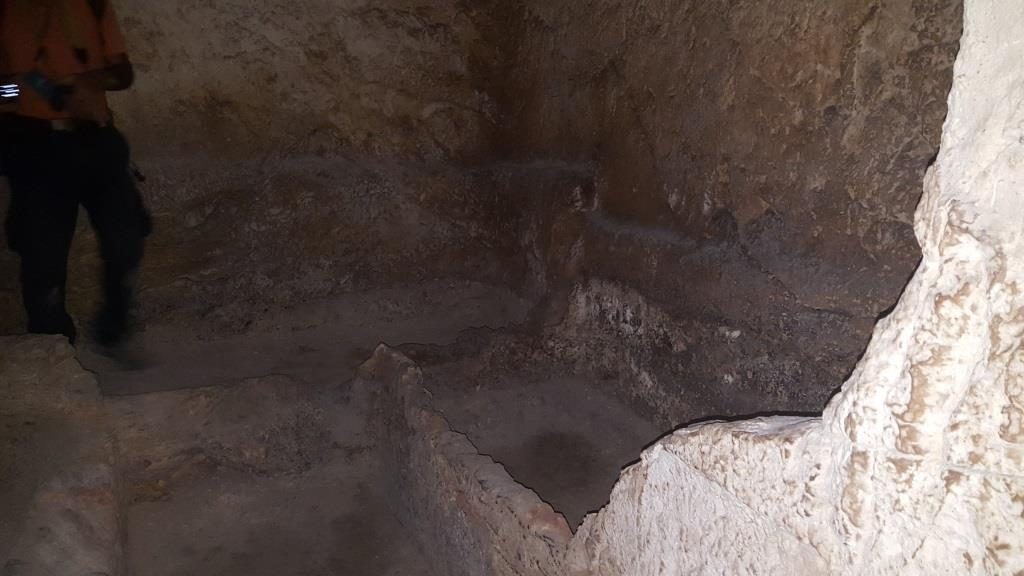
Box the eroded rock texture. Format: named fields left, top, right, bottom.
left=113, top=0, right=496, bottom=162
left=501, top=0, right=963, bottom=423
left=360, top=345, right=571, bottom=576
left=0, top=336, right=121, bottom=576
left=566, top=2, right=1024, bottom=573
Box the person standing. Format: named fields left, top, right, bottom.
left=0, top=0, right=149, bottom=348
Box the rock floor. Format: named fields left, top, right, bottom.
left=96, top=281, right=520, bottom=576
left=4, top=281, right=665, bottom=575
left=421, top=361, right=662, bottom=528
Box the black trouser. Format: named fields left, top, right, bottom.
left=2, top=116, right=151, bottom=344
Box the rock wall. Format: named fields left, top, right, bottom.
left=111, top=0, right=496, bottom=162
left=0, top=0, right=965, bottom=428
left=566, top=1, right=1024, bottom=572
left=502, top=0, right=963, bottom=421
left=0, top=0, right=520, bottom=335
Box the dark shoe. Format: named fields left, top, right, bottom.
left=90, top=306, right=130, bottom=348
left=27, top=315, right=78, bottom=346
left=90, top=337, right=154, bottom=371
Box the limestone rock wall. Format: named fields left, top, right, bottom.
left=360, top=345, right=571, bottom=576
left=566, top=1, right=1024, bottom=573
left=0, top=160, right=527, bottom=336
left=501, top=0, right=963, bottom=422
left=111, top=0, right=496, bottom=162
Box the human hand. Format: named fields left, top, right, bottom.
left=60, top=75, right=111, bottom=122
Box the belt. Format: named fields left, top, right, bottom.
left=49, top=118, right=108, bottom=131
left=1, top=114, right=110, bottom=135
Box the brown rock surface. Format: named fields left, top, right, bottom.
left=498, top=0, right=963, bottom=422
left=0, top=0, right=965, bottom=427
left=360, top=345, right=571, bottom=576
left=112, top=0, right=497, bottom=163
left=0, top=336, right=121, bottom=575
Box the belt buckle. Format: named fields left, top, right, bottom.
left=50, top=118, right=74, bottom=131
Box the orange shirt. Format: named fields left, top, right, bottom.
left=1, top=0, right=128, bottom=119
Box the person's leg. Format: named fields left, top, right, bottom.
left=4, top=127, right=80, bottom=343
left=78, top=125, right=150, bottom=346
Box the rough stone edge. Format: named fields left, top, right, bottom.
left=357, top=343, right=573, bottom=576
left=0, top=335, right=125, bottom=576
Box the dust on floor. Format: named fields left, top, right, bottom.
left=80, top=281, right=528, bottom=396
left=414, top=339, right=663, bottom=529
left=93, top=281, right=524, bottom=576
left=111, top=375, right=420, bottom=576
left=32, top=280, right=662, bottom=573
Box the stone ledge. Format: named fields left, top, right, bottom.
left=358, top=344, right=572, bottom=576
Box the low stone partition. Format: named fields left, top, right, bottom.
left=358, top=345, right=572, bottom=576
